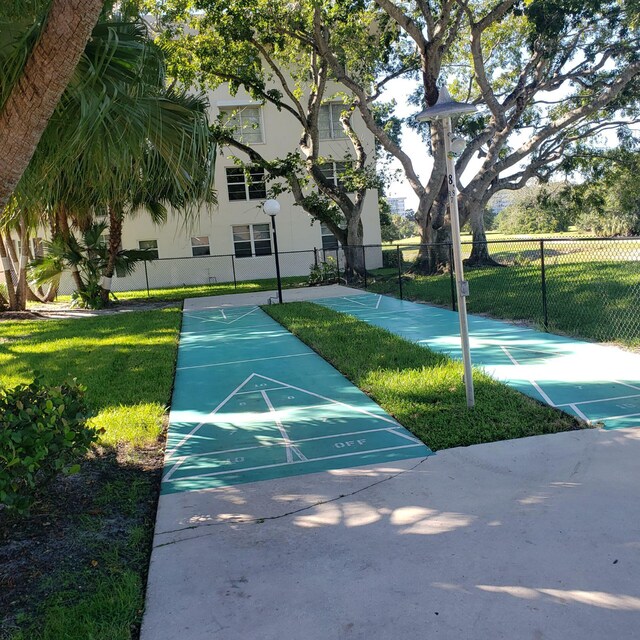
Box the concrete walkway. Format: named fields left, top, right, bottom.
left=142, top=428, right=640, bottom=640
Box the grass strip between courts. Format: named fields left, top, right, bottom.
left=265, top=302, right=584, bottom=451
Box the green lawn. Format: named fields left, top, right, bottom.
left=0, top=308, right=181, bottom=639
left=49, top=275, right=308, bottom=305
left=368, top=259, right=640, bottom=347
left=265, top=303, right=581, bottom=451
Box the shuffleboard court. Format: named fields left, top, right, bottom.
left=315, top=293, right=640, bottom=430
left=163, top=304, right=431, bottom=494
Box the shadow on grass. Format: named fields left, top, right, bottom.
left=0, top=444, right=164, bottom=640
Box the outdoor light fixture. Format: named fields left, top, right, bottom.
left=262, top=199, right=283, bottom=304
left=416, top=86, right=477, bottom=408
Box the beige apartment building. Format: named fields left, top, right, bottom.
left=3, top=83, right=382, bottom=295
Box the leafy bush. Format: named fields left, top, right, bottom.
left=382, top=248, right=399, bottom=268
left=308, top=257, right=339, bottom=285
left=0, top=377, right=97, bottom=512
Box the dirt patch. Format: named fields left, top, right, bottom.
left=0, top=439, right=165, bottom=639
left=0, top=311, right=45, bottom=322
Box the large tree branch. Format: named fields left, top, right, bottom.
left=313, top=8, right=427, bottom=202
left=214, top=69, right=306, bottom=125
left=492, top=62, right=640, bottom=177
left=254, top=42, right=308, bottom=125
left=375, top=0, right=428, bottom=53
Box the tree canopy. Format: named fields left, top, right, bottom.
left=214, top=0, right=638, bottom=269
left=148, top=0, right=384, bottom=276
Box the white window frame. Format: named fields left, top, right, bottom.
left=320, top=222, right=340, bottom=251
left=225, top=166, right=267, bottom=201
left=319, top=161, right=351, bottom=189
left=138, top=239, right=159, bottom=259
left=232, top=224, right=273, bottom=259
left=319, top=103, right=348, bottom=140
left=218, top=104, right=265, bottom=145
left=191, top=236, right=211, bottom=257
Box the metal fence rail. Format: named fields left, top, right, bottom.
left=362, top=237, right=640, bottom=346
left=52, top=237, right=640, bottom=345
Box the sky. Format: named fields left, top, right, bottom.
left=378, top=76, right=637, bottom=212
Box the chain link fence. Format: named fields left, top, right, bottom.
left=55, top=247, right=350, bottom=297
left=53, top=237, right=639, bottom=345
left=358, top=237, right=640, bottom=346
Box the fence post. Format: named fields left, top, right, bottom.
left=335, top=247, right=341, bottom=283
left=143, top=260, right=150, bottom=298
left=231, top=255, right=237, bottom=290
left=448, top=243, right=456, bottom=311
left=397, top=245, right=403, bottom=300
left=314, top=247, right=318, bottom=268
left=363, top=245, right=367, bottom=290
left=540, top=239, right=548, bottom=331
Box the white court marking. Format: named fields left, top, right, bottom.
left=557, top=393, right=640, bottom=408
left=163, top=372, right=421, bottom=482
left=261, top=390, right=307, bottom=463
left=177, top=352, right=314, bottom=372
left=183, top=307, right=259, bottom=325
left=569, top=403, right=591, bottom=423
left=330, top=295, right=382, bottom=309
left=166, top=426, right=417, bottom=464
left=500, top=346, right=557, bottom=407
left=169, top=444, right=425, bottom=483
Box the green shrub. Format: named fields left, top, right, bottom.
left=382, top=249, right=399, bottom=268
left=0, top=377, right=97, bottom=513
left=308, top=257, right=339, bottom=285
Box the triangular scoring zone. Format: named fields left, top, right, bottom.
left=184, top=306, right=260, bottom=325
left=163, top=372, right=421, bottom=481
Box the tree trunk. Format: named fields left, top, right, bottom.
left=342, top=216, right=366, bottom=281
left=0, top=0, right=104, bottom=210
left=465, top=206, right=502, bottom=268
left=14, top=223, right=29, bottom=310
left=43, top=282, right=58, bottom=302
left=414, top=184, right=451, bottom=275
left=57, top=207, right=84, bottom=292
left=0, top=231, right=18, bottom=310
left=100, top=204, right=123, bottom=303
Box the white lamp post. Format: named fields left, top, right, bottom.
left=263, top=198, right=283, bottom=304
left=416, top=86, right=477, bottom=408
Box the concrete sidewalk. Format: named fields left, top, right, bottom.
left=142, top=427, right=640, bottom=640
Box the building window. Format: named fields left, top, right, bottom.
left=219, top=105, right=264, bottom=144
left=320, top=223, right=340, bottom=250
left=319, top=104, right=347, bottom=140
left=226, top=167, right=267, bottom=201
left=232, top=224, right=272, bottom=258
left=32, top=238, right=44, bottom=258
left=138, top=239, right=159, bottom=259
left=191, top=236, right=210, bottom=257
left=319, top=161, right=351, bottom=189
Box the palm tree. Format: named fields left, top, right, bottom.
left=0, top=0, right=104, bottom=211
left=30, top=221, right=155, bottom=308
left=2, top=15, right=216, bottom=310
